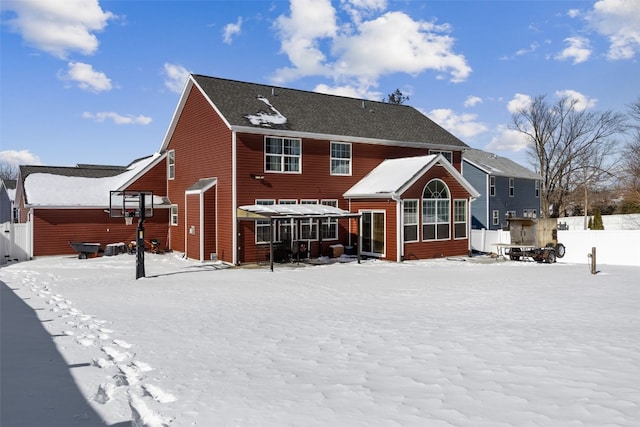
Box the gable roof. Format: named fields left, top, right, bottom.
left=463, top=149, right=540, bottom=180
left=161, top=74, right=469, bottom=151
left=1, top=179, right=16, bottom=202
left=344, top=154, right=480, bottom=200
left=19, top=154, right=166, bottom=207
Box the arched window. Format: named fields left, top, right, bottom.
left=422, top=179, right=450, bottom=240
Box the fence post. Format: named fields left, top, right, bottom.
left=590, top=247, right=597, bottom=274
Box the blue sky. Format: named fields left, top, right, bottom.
left=1, top=0, right=639, bottom=169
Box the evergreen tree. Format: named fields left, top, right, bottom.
left=592, top=207, right=605, bottom=230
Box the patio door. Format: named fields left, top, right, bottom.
left=361, top=211, right=385, bottom=256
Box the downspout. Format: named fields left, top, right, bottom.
left=231, top=130, right=238, bottom=265
left=199, top=191, right=204, bottom=262
left=468, top=194, right=478, bottom=256
left=391, top=194, right=402, bottom=262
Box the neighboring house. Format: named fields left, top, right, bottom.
left=462, top=148, right=541, bottom=230
left=159, top=74, right=479, bottom=263
left=1, top=179, right=16, bottom=223
left=14, top=155, right=170, bottom=257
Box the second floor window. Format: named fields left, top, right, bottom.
left=509, top=178, right=515, bottom=197
left=168, top=150, right=175, bottom=180
left=330, top=142, right=351, bottom=175
left=489, top=176, right=495, bottom=196
left=265, top=137, right=301, bottom=173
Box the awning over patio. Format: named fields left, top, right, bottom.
left=237, top=204, right=361, bottom=220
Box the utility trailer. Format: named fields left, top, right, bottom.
left=495, top=217, right=566, bottom=263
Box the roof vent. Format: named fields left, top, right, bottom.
left=271, top=87, right=276, bottom=96
left=361, top=100, right=365, bottom=109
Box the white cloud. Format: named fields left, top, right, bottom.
left=0, top=149, right=43, bottom=166
left=485, top=125, right=531, bottom=153
left=555, top=89, right=597, bottom=111
left=273, top=0, right=337, bottom=82
left=507, top=93, right=533, bottom=114
left=555, top=36, right=592, bottom=64
left=464, top=96, right=482, bottom=108
left=313, top=83, right=381, bottom=100
left=567, top=9, right=581, bottom=18
left=223, top=17, right=242, bottom=44
left=82, top=112, right=152, bottom=125
left=58, top=61, right=112, bottom=92
left=1, top=0, right=114, bottom=59
left=272, top=1, right=471, bottom=89
left=163, top=63, right=191, bottom=93
left=587, top=0, right=640, bottom=60
left=427, top=108, right=487, bottom=139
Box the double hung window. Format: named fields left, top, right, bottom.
left=265, top=137, right=301, bottom=173
left=403, top=200, right=419, bottom=242
left=330, top=142, right=351, bottom=175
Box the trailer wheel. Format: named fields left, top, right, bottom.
left=79, top=252, right=87, bottom=260
left=546, top=250, right=556, bottom=264
left=555, top=243, right=566, bottom=258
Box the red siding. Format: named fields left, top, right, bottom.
left=185, top=193, right=200, bottom=260
left=32, top=208, right=169, bottom=257
left=166, top=87, right=233, bottom=261
left=126, top=157, right=167, bottom=195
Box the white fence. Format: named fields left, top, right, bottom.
left=0, top=222, right=32, bottom=266
left=471, top=228, right=640, bottom=267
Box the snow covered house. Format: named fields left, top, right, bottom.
left=462, top=149, right=541, bottom=230
left=14, top=155, right=170, bottom=257
left=159, top=74, right=480, bottom=263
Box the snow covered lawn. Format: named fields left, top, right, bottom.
left=1, top=254, right=638, bottom=426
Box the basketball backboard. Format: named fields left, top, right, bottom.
left=109, top=190, right=154, bottom=218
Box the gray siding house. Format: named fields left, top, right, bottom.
left=462, top=149, right=541, bottom=230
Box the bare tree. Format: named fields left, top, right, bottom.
left=0, top=162, right=18, bottom=182
left=511, top=94, right=626, bottom=218
left=618, top=97, right=640, bottom=211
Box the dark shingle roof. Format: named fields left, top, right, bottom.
left=192, top=75, right=468, bottom=149
left=19, top=164, right=128, bottom=181
left=463, top=149, right=540, bottom=180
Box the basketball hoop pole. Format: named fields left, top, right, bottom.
left=136, top=195, right=146, bottom=279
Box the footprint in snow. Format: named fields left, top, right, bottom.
left=142, top=384, right=177, bottom=403
left=113, top=339, right=132, bottom=349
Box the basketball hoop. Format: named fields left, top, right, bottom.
left=124, top=216, right=134, bottom=226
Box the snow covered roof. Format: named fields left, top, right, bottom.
left=21, top=154, right=167, bottom=207
left=161, top=75, right=469, bottom=152
left=238, top=204, right=360, bottom=220
left=463, top=149, right=540, bottom=180
left=344, top=154, right=480, bottom=199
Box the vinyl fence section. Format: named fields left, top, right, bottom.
left=471, top=228, right=640, bottom=267
left=556, top=230, right=640, bottom=267
left=0, top=222, right=31, bottom=266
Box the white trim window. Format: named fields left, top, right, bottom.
left=168, top=150, right=175, bottom=180
left=321, top=200, right=338, bottom=240
left=300, top=200, right=318, bottom=240
left=330, top=142, right=352, bottom=175
left=509, top=178, right=515, bottom=197
left=422, top=179, right=450, bottom=241
left=535, top=180, right=540, bottom=198
left=523, top=209, right=537, bottom=218
left=255, top=199, right=275, bottom=243
left=429, top=149, right=453, bottom=163
left=403, top=199, right=419, bottom=243
left=489, top=176, right=496, bottom=197
left=453, top=199, right=467, bottom=239
left=170, top=204, right=178, bottom=226
left=265, top=137, right=301, bottom=173
left=492, top=210, right=500, bottom=226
